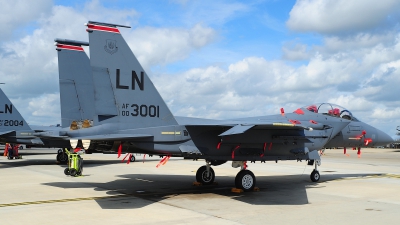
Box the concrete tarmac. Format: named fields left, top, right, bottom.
left=0, top=148, right=399, bottom=225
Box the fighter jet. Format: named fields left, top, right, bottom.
left=39, top=21, right=393, bottom=191
left=53, top=38, right=393, bottom=161
left=36, top=21, right=343, bottom=190
left=0, top=88, right=70, bottom=156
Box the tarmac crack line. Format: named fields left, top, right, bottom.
left=0, top=194, right=131, bottom=208
left=331, top=173, right=400, bottom=182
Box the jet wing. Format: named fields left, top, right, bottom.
left=177, top=116, right=308, bottom=129
left=72, top=134, right=153, bottom=141
left=181, top=114, right=343, bottom=136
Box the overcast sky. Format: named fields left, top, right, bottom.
left=1, top=0, right=400, bottom=138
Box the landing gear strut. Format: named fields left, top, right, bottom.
left=310, top=159, right=321, bottom=182
left=196, top=162, right=215, bottom=185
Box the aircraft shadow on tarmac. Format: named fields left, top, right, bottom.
left=0, top=157, right=184, bottom=169
left=43, top=172, right=380, bottom=209
left=0, top=157, right=140, bottom=168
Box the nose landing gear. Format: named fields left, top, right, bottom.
left=195, top=162, right=215, bottom=185
left=310, top=159, right=321, bottom=182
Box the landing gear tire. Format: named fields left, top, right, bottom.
left=196, top=166, right=215, bottom=185
left=235, top=170, right=256, bottom=191
left=310, top=170, right=320, bottom=182
left=57, top=152, right=68, bottom=163
left=130, top=155, right=136, bottom=162
left=64, top=168, right=70, bottom=175
left=69, top=168, right=77, bottom=177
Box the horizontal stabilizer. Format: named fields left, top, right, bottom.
left=0, top=130, right=14, bottom=136
left=33, top=132, right=69, bottom=139
left=219, top=125, right=254, bottom=136
left=54, top=38, right=89, bottom=46
left=87, top=21, right=131, bottom=28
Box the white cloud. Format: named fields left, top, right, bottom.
left=151, top=28, right=400, bottom=134
left=124, top=23, right=216, bottom=70
left=27, top=93, right=61, bottom=124
left=327, top=95, right=375, bottom=112
left=371, top=107, right=400, bottom=119
left=287, top=0, right=400, bottom=35
left=0, top=0, right=52, bottom=40
left=282, top=42, right=311, bottom=61
left=153, top=56, right=363, bottom=119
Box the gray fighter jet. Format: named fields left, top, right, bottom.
left=39, top=21, right=393, bottom=191
left=0, top=88, right=70, bottom=152
left=0, top=88, right=36, bottom=143
left=53, top=38, right=393, bottom=160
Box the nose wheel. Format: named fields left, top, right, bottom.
left=310, top=159, right=321, bottom=182
left=196, top=165, right=215, bottom=185
left=310, top=170, right=320, bottom=182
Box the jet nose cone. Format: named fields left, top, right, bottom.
left=375, top=129, right=393, bottom=147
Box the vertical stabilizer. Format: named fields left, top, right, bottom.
left=0, top=88, right=31, bottom=132
left=55, top=39, right=95, bottom=128
left=86, top=21, right=178, bottom=128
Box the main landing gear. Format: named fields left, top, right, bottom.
left=195, top=161, right=256, bottom=191
left=235, top=169, right=255, bottom=191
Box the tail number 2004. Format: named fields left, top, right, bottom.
left=121, top=104, right=160, bottom=117
left=0, top=120, right=24, bottom=126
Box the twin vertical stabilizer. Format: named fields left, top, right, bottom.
left=86, top=21, right=178, bottom=128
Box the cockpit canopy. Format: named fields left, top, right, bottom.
left=301, top=103, right=359, bottom=121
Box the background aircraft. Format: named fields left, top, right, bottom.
left=0, top=88, right=70, bottom=161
